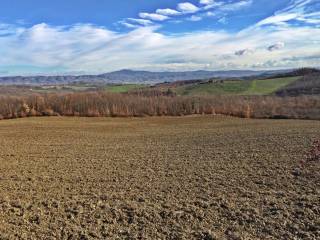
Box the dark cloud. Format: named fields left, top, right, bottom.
left=235, top=49, right=253, bottom=56
left=267, top=42, right=285, bottom=51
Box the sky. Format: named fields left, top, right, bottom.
left=0, top=0, right=319, bottom=75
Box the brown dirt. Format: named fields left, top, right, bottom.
left=0, top=116, right=319, bottom=240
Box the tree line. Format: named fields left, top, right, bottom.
left=0, top=92, right=319, bottom=120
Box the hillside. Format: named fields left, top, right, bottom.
left=163, top=77, right=300, bottom=96
left=276, top=73, right=320, bottom=96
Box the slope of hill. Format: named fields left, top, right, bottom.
left=174, top=77, right=300, bottom=96
left=268, top=68, right=320, bottom=79
left=276, top=73, right=320, bottom=96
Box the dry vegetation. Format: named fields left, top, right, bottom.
left=0, top=116, right=319, bottom=239
left=276, top=73, right=320, bottom=96
left=0, top=92, right=320, bottom=120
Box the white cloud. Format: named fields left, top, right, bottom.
left=0, top=23, right=117, bottom=69
left=200, top=0, right=214, bottom=5
left=218, top=17, right=228, bottom=24
left=203, top=1, right=224, bottom=10
left=156, top=8, right=181, bottom=16
left=206, top=12, right=215, bottom=17
left=256, top=13, right=298, bottom=26
left=188, top=15, right=202, bottom=21
left=297, top=17, right=320, bottom=24
left=119, top=18, right=154, bottom=28
left=200, top=0, right=252, bottom=18
left=0, top=22, right=320, bottom=75
left=139, top=13, right=169, bottom=21
left=177, top=2, right=200, bottom=13
left=258, top=0, right=320, bottom=27
left=199, top=0, right=214, bottom=5
left=120, top=22, right=139, bottom=29
left=278, top=0, right=314, bottom=14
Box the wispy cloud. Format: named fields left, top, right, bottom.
left=156, top=8, right=181, bottom=16
left=256, top=0, right=320, bottom=27
left=201, top=0, right=224, bottom=10
left=127, top=18, right=153, bottom=26
left=119, top=18, right=154, bottom=28
left=256, top=13, right=299, bottom=27
left=119, top=22, right=138, bottom=29
left=139, top=13, right=169, bottom=21
left=219, top=0, right=253, bottom=12
left=189, top=0, right=253, bottom=23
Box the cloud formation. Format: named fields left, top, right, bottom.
left=1, top=20, right=319, bottom=76
left=119, top=0, right=253, bottom=30
left=0, top=0, right=319, bottom=75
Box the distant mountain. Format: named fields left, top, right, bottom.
left=0, top=69, right=291, bottom=85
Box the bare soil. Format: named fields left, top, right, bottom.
left=0, top=116, right=319, bottom=239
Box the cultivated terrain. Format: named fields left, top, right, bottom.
left=0, top=116, right=319, bottom=239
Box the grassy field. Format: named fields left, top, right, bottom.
left=176, top=77, right=300, bottom=96
left=0, top=116, right=319, bottom=239
left=105, top=84, right=146, bottom=93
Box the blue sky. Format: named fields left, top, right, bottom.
left=0, top=0, right=319, bottom=75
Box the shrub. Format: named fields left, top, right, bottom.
left=306, top=140, right=320, bottom=163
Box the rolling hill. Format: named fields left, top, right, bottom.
left=0, top=69, right=290, bottom=85
left=164, top=77, right=301, bottom=96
